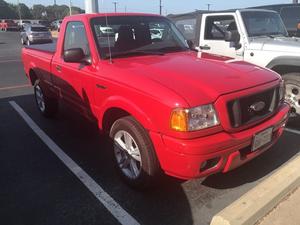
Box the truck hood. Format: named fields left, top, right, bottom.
left=249, top=36, right=300, bottom=54
left=111, top=51, right=279, bottom=107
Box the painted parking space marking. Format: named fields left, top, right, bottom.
left=0, top=84, right=30, bottom=91
left=0, top=59, right=21, bottom=63
left=285, top=128, right=300, bottom=136
left=9, top=101, right=140, bottom=225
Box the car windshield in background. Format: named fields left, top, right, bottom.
left=31, top=27, right=48, bottom=32
left=90, top=16, right=189, bottom=59
left=241, top=11, right=288, bottom=37
left=174, top=18, right=197, bottom=41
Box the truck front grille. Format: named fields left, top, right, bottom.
left=227, top=87, right=280, bottom=128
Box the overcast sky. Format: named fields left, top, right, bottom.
left=6, top=0, right=293, bottom=15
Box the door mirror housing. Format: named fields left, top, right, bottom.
left=63, top=48, right=91, bottom=64
left=225, top=30, right=240, bottom=43
left=186, top=40, right=194, bottom=49
left=225, top=30, right=241, bottom=49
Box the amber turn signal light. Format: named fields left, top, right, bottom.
left=170, top=109, right=188, bottom=132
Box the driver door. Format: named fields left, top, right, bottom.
left=199, top=13, right=244, bottom=59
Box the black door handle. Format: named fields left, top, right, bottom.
left=200, top=45, right=211, bottom=50
left=56, top=65, right=62, bottom=72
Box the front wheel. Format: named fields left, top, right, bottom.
left=109, top=116, right=161, bottom=189
left=26, top=39, right=31, bottom=46
left=283, top=73, right=300, bottom=120
left=34, top=80, right=58, bottom=118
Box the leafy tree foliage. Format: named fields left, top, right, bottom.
left=0, top=0, right=84, bottom=21
left=0, top=0, right=18, bottom=19
left=9, top=3, right=33, bottom=19
left=31, top=4, right=47, bottom=19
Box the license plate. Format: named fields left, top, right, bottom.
left=252, top=127, right=273, bottom=152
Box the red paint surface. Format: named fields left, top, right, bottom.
left=21, top=13, right=290, bottom=179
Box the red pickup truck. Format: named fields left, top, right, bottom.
left=0, top=19, right=19, bottom=31
left=22, top=13, right=290, bottom=188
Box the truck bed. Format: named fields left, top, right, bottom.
left=24, top=42, right=56, bottom=54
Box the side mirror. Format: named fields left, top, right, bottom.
left=225, top=30, right=240, bottom=43
left=63, top=48, right=91, bottom=64
left=225, top=31, right=241, bottom=49
left=186, top=40, right=195, bottom=49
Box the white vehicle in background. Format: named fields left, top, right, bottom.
left=50, top=20, right=62, bottom=31
left=99, top=26, right=114, bottom=34
left=21, top=24, right=52, bottom=46
left=150, top=28, right=163, bottom=39
left=169, top=9, right=300, bottom=119
left=18, top=20, right=31, bottom=29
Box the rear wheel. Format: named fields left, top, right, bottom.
left=109, top=116, right=161, bottom=189
left=34, top=80, right=58, bottom=118
left=283, top=73, right=300, bottom=120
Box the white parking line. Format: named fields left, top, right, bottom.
left=9, top=101, right=140, bottom=225
left=285, top=128, right=300, bottom=135
left=0, top=59, right=21, bottom=63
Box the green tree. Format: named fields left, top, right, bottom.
left=31, top=4, right=47, bottom=19
left=0, top=0, right=17, bottom=19
left=9, top=3, right=32, bottom=19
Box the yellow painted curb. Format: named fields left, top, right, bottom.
left=211, top=151, right=300, bottom=225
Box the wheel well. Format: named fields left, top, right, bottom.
left=102, top=108, right=130, bottom=133
left=29, top=69, right=38, bottom=85
left=271, top=65, right=300, bottom=76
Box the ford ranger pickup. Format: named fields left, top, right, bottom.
left=22, top=13, right=289, bottom=188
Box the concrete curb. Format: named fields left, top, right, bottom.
left=211, top=151, right=300, bottom=225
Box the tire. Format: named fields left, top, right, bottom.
left=26, top=39, right=31, bottom=46
left=21, top=38, right=24, bottom=45
left=109, top=116, right=161, bottom=189
left=34, top=80, right=58, bottom=118
left=283, top=73, right=300, bottom=121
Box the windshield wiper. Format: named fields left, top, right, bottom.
left=104, top=50, right=164, bottom=59
left=158, top=46, right=188, bottom=53
left=252, top=33, right=288, bottom=39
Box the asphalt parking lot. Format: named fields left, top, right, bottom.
left=1, top=31, right=300, bottom=225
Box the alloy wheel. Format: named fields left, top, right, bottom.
left=35, top=85, right=46, bottom=112
left=113, top=130, right=142, bottom=179
left=285, top=83, right=300, bottom=117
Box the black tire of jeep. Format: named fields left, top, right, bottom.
left=34, top=80, right=58, bottom=118
left=282, top=73, right=300, bottom=121
left=109, top=116, right=161, bottom=189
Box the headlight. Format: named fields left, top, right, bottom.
left=279, top=81, right=285, bottom=101
left=170, top=104, right=220, bottom=132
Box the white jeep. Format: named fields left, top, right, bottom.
left=169, top=9, right=300, bottom=118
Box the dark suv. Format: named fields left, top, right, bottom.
left=250, top=4, right=300, bottom=37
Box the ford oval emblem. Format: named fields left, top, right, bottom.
left=249, top=101, right=266, bottom=112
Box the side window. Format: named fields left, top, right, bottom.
left=64, top=21, right=90, bottom=56
left=175, top=18, right=197, bottom=41
left=204, top=16, right=236, bottom=40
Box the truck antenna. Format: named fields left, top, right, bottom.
left=102, top=0, right=113, bottom=64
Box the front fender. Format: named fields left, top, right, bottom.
left=96, top=95, right=158, bottom=132
left=266, top=56, right=300, bottom=69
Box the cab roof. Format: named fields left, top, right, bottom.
left=64, top=12, right=163, bottom=21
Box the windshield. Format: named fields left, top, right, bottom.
left=90, top=16, right=189, bottom=59
left=241, top=11, right=288, bottom=37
